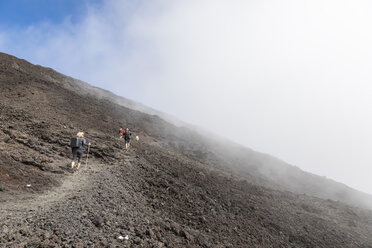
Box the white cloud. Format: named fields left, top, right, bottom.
left=2, top=0, right=372, bottom=194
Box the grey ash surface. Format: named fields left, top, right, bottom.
left=1, top=52, right=372, bottom=247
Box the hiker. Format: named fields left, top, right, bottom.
left=124, top=128, right=131, bottom=149
left=70, top=132, right=88, bottom=171
left=119, top=128, right=123, bottom=139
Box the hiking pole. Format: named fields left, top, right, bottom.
left=85, top=143, right=91, bottom=168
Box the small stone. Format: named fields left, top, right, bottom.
left=199, top=216, right=206, bottom=223
left=134, top=237, right=142, bottom=245
left=170, top=223, right=180, bottom=235
left=180, top=230, right=193, bottom=241
left=74, top=242, right=84, bottom=248
left=145, top=229, right=155, bottom=237
left=135, top=228, right=143, bottom=238
left=92, top=216, right=104, bottom=228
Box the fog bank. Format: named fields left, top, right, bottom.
left=1, top=0, right=372, bottom=194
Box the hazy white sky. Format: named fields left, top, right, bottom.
left=2, top=0, right=372, bottom=194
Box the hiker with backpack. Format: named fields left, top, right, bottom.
left=119, top=128, right=123, bottom=139
left=70, top=132, right=90, bottom=171
left=124, top=128, right=131, bottom=150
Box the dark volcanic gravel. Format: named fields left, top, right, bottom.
left=2, top=52, right=372, bottom=247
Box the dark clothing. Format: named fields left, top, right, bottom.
left=72, top=148, right=83, bottom=163
left=71, top=137, right=87, bottom=162
left=77, top=137, right=87, bottom=150
left=124, top=131, right=131, bottom=141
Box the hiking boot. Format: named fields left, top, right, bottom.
left=71, top=161, right=75, bottom=168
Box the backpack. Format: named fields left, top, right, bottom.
left=70, top=137, right=81, bottom=148
left=124, top=131, right=131, bottom=139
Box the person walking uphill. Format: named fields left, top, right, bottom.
left=70, top=132, right=89, bottom=171
left=119, top=128, right=123, bottom=139
left=124, top=128, right=131, bottom=150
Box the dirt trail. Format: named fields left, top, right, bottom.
left=0, top=159, right=100, bottom=213
left=0, top=152, right=145, bottom=247
left=4, top=52, right=372, bottom=247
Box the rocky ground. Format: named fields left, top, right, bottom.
left=2, top=52, right=372, bottom=247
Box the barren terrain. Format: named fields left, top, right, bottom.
left=2, top=52, right=372, bottom=247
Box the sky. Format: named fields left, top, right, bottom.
left=1, top=0, right=372, bottom=194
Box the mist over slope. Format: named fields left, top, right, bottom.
left=60, top=61, right=372, bottom=210
left=1, top=52, right=372, bottom=247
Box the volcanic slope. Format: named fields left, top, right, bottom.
left=1, top=52, right=372, bottom=247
